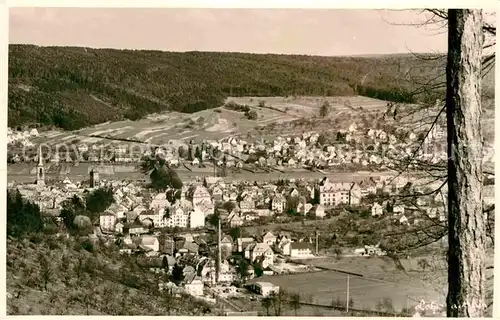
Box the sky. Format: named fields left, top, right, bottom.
left=9, top=8, right=449, bottom=56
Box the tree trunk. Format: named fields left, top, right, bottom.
left=446, top=9, right=485, bottom=317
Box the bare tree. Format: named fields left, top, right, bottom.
left=261, top=296, right=273, bottom=316
left=368, top=9, right=495, bottom=316
left=288, top=292, right=302, bottom=316
left=445, top=9, right=486, bottom=317
left=39, top=256, right=54, bottom=291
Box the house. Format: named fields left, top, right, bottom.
left=139, top=211, right=156, bottom=227
left=141, top=236, right=160, bottom=252
left=271, top=194, right=286, bottom=213
left=255, top=208, right=272, bottom=217
left=239, top=197, right=256, bottom=212
left=119, top=242, right=137, bottom=255
left=218, top=260, right=237, bottom=284
left=277, top=237, right=292, bottom=256
left=248, top=282, right=280, bottom=297
left=297, top=202, right=313, bottom=215
left=212, top=186, right=223, bottom=201
left=309, top=204, right=326, bottom=218
left=194, top=199, right=214, bottom=217
left=107, top=203, right=128, bottom=220
left=244, top=243, right=256, bottom=260
left=371, top=203, right=383, bottom=217
left=165, top=207, right=189, bottom=228
left=99, top=212, right=116, bottom=231
left=237, top=237, right=255, bottom=253
left=393, top=205, right=405, bottom=215
left=132, top=204, right=148, bottom=215
left=399, top=215, right=409, bottom=225
left=128, top=222, right=147, bottom=236
left=250, top=243, right=274, bottom=267
left=316, top=178, right=352, bottom=207
left=262, top=231, right=277, bottom=246
left=191, top=185, right=212, bottom=205
left=221, top=235, right=234, bottom=253
left=289, top=188, right=300, bottom=198
left=243, top=212, right=259, bottom=222
left=184, top=277, right=204, bottom=296
left=290, top=242, right=314, bottom=258
left=150, top=193, right=170, bottom=210
left=229, top=214, right=244, bottom=227
left=189, top=208, right=205, bottom=229
left=115, top=221, right=124, bottom=234
left=175, top=241, right=200, bottom=257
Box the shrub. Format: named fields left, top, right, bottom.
left=245, top=110, right=258, bottom=120
left=29, top=234, right=43, bottom=244
left=47, top=238, right=60, bottom=250
left=81, top=240, right=94, bottom=253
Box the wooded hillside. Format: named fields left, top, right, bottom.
left=8, top=45, right=493, bottom=130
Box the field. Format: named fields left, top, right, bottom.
left=17, top=95, right=389, bottom=149
left=13, top=93, right=495, bottom=152
left=248, top=253, right=494, bottom=314
left=250, top=270, right=443, bottom=312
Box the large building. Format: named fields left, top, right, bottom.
left=315, top=177, right=363, bottom=207
left=190, top=208, right=205, bottom=229
left=165, top=207, right=189, bottom=228
left=191, top=185, right=212, bottom=205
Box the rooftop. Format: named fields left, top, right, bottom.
left=255, top=282, right=277, bottom=288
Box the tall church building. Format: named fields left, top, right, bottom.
left=36, top=145, right=45, bottom=187
left=90, top=168, right=100, bottom=188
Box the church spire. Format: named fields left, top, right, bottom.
left=36, top=145, right=45, bottom=187
left=38, top=145, right=44, bottom=166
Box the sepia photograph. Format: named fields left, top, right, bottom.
left=5, top=4, right=496, bottom=317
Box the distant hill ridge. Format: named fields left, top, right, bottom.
left=8, top=44, right=493, bottom=131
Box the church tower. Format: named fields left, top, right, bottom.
left=36, top=145, right=45, bottom=187
left=90, top=168, right=100, bottom=188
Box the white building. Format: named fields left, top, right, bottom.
left=192, top=185, right=212, bottom=205
left=251, top=243, right=274, bottom=268
left=316, top=179, right=352, bottom=207
left=249, top=282, right=280, bottom=297
left=99, top=213, right=116, bottom=231
left=165, top=207, right=189, bottom=228
left=271, top=194, right=286, bottom=213
left=372, top=203, right=383, bottom=217
left=290, top=242, right=314, bottom=258
left=262, top=232, right=277, bottom=246
left=185, top=278, right=204, bottom=296
left=190, top=208, right=205, bottom=229
left=141, top=236, right=160, bottom=252
left=150, top=193, right=170, bottom=210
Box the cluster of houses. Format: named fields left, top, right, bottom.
left=112, top=228, right=315, bottom=298
left=13, top=145, right=456, bottom=237
left=7, top=127, right=39, bottom=147
left=10, top=143, right=494, bottom=304
left=7, top=122, right=464, bottom=169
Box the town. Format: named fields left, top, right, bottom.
left=7, top=7, right=495, bottom=317
left=9, top=117, right=495, bottom=316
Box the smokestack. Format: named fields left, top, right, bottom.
left=217, top=217, right=222, bottom=284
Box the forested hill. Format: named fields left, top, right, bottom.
left=8, top=44, right=492, bottom=131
